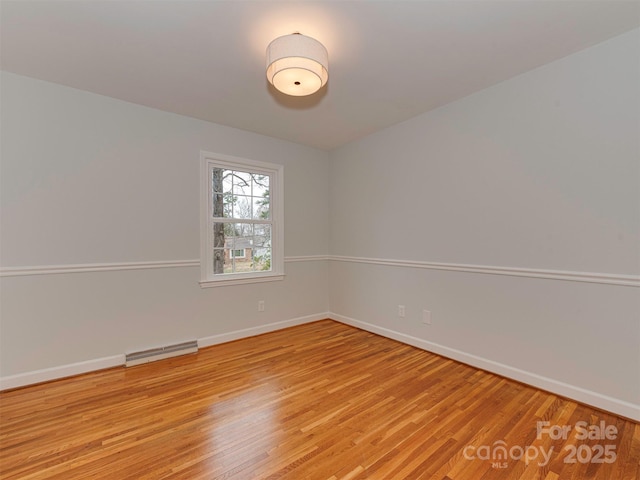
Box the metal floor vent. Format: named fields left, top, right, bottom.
left=125, top=340, right=198, bottom=367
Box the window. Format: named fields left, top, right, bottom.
left=200, top=152, right=284, bottom=287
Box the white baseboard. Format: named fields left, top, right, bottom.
left=198, top=312, right=329, bottom=348
left=4, top=312, right=636, bottom=422
left=0, top=355, right=125, bottom=391
left=0, top=313, right=330, bottom=391
left=329, top=312, right=640, bottom=422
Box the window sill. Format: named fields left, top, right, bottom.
left=199, top=274, right=285, bottom=288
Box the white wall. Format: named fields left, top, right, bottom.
left=2, top=29, right=638, bottom=421
left=329, top=29, right=640, bottom=419
left=0, top=72, right=330, bottom=382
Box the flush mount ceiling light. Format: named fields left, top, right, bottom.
left=266, top=33, right=328, bottom=96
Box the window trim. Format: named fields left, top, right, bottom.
left=199, top=151, right=284, bottom=288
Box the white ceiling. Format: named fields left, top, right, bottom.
left=2, top=1, right=639, bottom=151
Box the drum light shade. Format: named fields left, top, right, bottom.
left=266, top=33, right=328, bottom=96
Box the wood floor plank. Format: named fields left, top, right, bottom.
left=1, top=320, right=638, bottom=479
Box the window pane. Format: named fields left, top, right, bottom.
left=233, top=171, right=252, bottom=196
left=253, top=195, right=269, bottom=220
left=212, top=248, right=227, bottom=275
left=252, top=174, right=269, bottom=197
left=212, top=168, right=225, bottom=194
left=221, top=223, right=233, bottom=238
left=212, top=193, right=224, bottom=218
left=254, top=224, right=271, bottom=248
left=212, top=192, right=233, bottom=219
left=213, top=222, right=225, bottom=248
left=233, top=224, right=254, bottom=272
left=223, top=194, right=233, bottom=218
left=253, top=174, right=270, bottom=219
left=222, top=169, right=233, bottom=195
left=252, top=247, right=271, bottom=272
left=234, top=223, right=253, bottom=238
left=224, top=248, right=234, bottom=273
left=233, top=195, right=252, bottom=220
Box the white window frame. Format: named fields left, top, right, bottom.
left=199, top=151, right=284, bottom=288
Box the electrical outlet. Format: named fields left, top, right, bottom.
left=258, top=300, right=265, bottom=312
left=398, top=305, right=405, bottom=318
left=422, top=309, right=432, bottom=325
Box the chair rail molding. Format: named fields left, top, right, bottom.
left=328, top=255, right=639, bottom=287
left=0, top=256, right=331, bottom=277
left=1, top=256, right=637, bottom=287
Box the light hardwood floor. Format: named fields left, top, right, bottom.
left=1, top=320, right=638, bottom=479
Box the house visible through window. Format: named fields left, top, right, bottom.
left=200, top=152, right=284, bottom=287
